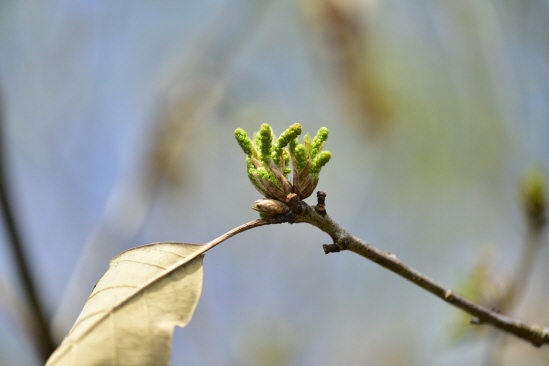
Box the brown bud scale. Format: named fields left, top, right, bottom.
left=252, top=198, right=291, bottom=215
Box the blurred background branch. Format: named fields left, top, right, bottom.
left=0, top=78, right=56, bottom=360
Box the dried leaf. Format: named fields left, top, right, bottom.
left=46, top=242, right=205, bottom=366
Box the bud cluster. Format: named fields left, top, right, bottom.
left=234, top=123, right=332, bottom=215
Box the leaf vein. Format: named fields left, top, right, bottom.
left=88, top=285, right=138, bottom=300
left=113, top=259, right=168, bottom=270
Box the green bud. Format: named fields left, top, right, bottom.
left=258, top=124, right=273, bottom=164
left=272, top=123, right=302, bottom=165
left=289, top=138, right=298, bottom=154
left=245, top=157, right=263, bottom=192
left=282, top=150, right=291, bottom=177
left=246, top=156, right=257, bottom=179
left=257, top=167, right=281, bottom=189
left=294, top=144, right=308, bottom=172
left=234, top=123, right=332, bottom=202
left=303, top=133, right=312, bottom=148
left=245, top=156, right=255, bottom=171
left=234, top=128, right=253, bottom=156
left=310, top=127, right=329, bottom=158
left=271, top=149, right=282, bottom=165
left=276, top=123, right=302, bottom=149
left=311, top=151, right=332, bottom=174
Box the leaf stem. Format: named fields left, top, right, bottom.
left=203, top=216, right=288, bottom=250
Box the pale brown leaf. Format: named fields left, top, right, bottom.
left=46, top=242, right=205, bottom=366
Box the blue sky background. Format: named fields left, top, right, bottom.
left=1, top=1, right=548, bottom=365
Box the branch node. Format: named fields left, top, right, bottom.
left=444, top=289, right=454, bottom=301
left=335, top=238, right=348, bottom=251
left=470, top=307, right=500, bottom=325
left=286, top=193, right=305, bottom=214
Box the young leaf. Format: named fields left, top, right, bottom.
left=46, top=242, right=205, bottom=366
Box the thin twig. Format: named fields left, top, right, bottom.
left=0, top=79, right=56, bottom=360
left=284, top=191, right=549, bottom=348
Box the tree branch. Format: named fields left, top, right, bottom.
left=280, top=191, right=549, bottom=348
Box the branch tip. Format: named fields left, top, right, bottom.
left=323, top=244, right=340, bottom=254
left=316, top=191, right=326, bottom=205
left=315, top=191, right=327, bottom=215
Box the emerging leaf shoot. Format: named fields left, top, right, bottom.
left=234, top=124, right=331, bottom=213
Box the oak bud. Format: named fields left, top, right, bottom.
left=252, top=198, right=290, bottom=216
